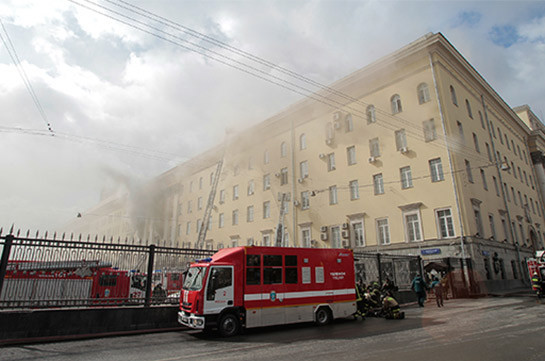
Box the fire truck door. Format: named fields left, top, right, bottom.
left=203, top=266, right=234, bottom=315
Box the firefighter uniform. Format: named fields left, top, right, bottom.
left=382, top=296, right=404, bottom=319
left=531, top=273, right=542, bottom=298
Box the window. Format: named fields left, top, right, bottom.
left=301, top=191, right=310, bottom=210
left=395, top=129, right=407, bottom=150
left=280, top=167, right=288, bottom=185
left=248, top=157, right=254, bottom=170
left=263, top=255, right=282, bottom=284
left=504, top=183, right=510, bottom=201
left=450, top=85, right=457, bottom=106
left=219, top=213, right=225, bottom=228
left=504, top=133, right=509, bottom=148
left=479, top=111, right=485, bottom=129
left=465, top=99, right=473, bottom=119
left=349, top=180, right=359, bottom=200
left=263, top=174, right=271, bottom=191
left=186, top=222, right=191, bottom=235
left=301, top=227, right=311, bottom=248
left=391, top=94, right=402, bottom=114
left=329, top=185, right=338, bottom=205
left=262, top=234, right=271, bottom=247
left=347, top=146, right=356, bottom=165
left=264, top=149, right=270, bottom=164
left=501, top=216, right=509, bottom=241
left=480, top=169, right=488, bottom=190
left=517, top=145, right=521, bottom=159
left=519, top=192, right=523, bottom=207
left=299, top=161, right=309, bottom=179
left=512, top=187, right=517, bottom=205
left=331, top=226, right=341, bottom=248
left=457, top=121, right=464, bottom=142
left=465, top=160, right=473, bottom=183
left=263, top=201, right=271, bottom=219
left=404, top=211, right=422, bottom=242
left=423, top=119, right=437, bottom=142
left=188, top=200, right=192, bottom=213
left=436, top=209, right=455, bottom=238
left=474, top=207, right=483, bottom=236
left=248, top=180, right=255, bottom=195
left=281, top=142, right=287, bottom=157
left=377, top=218, right=390, bottom=245
left=232, top=209, right=239, bottom=225
left=233, top=185, right=239, bottom=200
left=247, top=206, right=254, bottom=222
left=473, top=133, right=480, bottom=153
left=373, top=174, right=384, bottom=195
left=352, top=221, right=365, bottom=247
left=489, top=214, right=497, bottom=240
left=369, top=138, right=380, bottom=157
left=366, top=105, right=376, bottom=124
left=198, top=196, right=203, bottom=210
left=512, top=140, right=516, bottom=155
left=486, top=143, right=492, bottom=162
left=299, top=133, right=306, bottom=150
left=219, top=189, right=225, bottom=203
left=400, top=166, right=413, bottom=189
left=246, top=255, right=261, bottom=285
left=327, top=153, right=336, bottom=171
left=429, top=158, right=444, bottom=182
left=189, top=181, right=194, bottom=192
left=197, top=219, right=202, bottom=233
left=524, top=171, right=528, bottom=186
left=491, top=121, right=496, bottom=138
left=417, top=83, right=430, bottom=104
left=285, top=255, right=298, bottom=284
left=345, top=114, right=353, bottom=132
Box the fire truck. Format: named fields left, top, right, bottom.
left=178, top=246, right=357, bottom=336
left=0, top=260, right=145, bottom=306
left=527, top=251, right=545, bottom=295
left=152, top=269, right=184, bottom=296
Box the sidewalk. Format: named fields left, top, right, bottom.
left=487, top=287, right=536, bottom=298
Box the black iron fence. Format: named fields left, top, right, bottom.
left=0, top=228, right=214, bottom=309
left=353, top=252, right=422, bottom=290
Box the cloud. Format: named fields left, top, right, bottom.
left=489, top=24, right=523, bottom=48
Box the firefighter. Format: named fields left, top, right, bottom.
left=531, top=272, right=542, bottom=299
left=382, top=291, right=405, bottom=320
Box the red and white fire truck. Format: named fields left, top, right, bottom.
left=527, top=251, right=545, bottom=288
left=178, top=246, right=357, bottom=336
left=0, top=260, right=145, bottom=306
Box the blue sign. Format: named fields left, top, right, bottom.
left=421, top=248, right=441, bottom=255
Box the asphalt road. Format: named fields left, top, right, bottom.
left=2, top=296, right=544, bottom=361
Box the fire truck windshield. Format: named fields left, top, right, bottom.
left=183, top=266, right=206, bottom=291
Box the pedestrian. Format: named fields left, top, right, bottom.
left=440, top=274, right=449, bottom=300
left=411, top=274, right=427, bottom=307
left=431, top=276, right=444, bottom=307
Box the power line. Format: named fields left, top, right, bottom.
left=0, top=18, right=54, bottom=134
left=67, top=0, right=486, bottom=164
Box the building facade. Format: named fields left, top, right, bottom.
left=67, top=33, right=545, bottom=291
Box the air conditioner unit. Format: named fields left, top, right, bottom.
left=333, top=111, right=342, bottom=121
left=342, top=222, right=349, bottom=230
left=320, top=226, right=328, bottom=232
left=400, top=147, right=409, bottom=154
left=342, top=240, right=349, bottom=248
left=275, top=172, right=280, bottom=177
left=326, top=139, right=333, bottom=145
left=311, top=239, right=317, bottom=247
left=293, top=200, right=300, bottom=206
left=320, top=233, right=328, bottom=241
left=298, top=178, right=304, bottom=184
left=319, top=153, right=326, bottom=159
left=368, top=156, right=377, bottom=163
left=341, top=230, right=349, bottom=239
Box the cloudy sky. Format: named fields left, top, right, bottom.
left=0, top=0, right=544, bottom=233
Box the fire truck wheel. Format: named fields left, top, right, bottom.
left=218, top=313, right=240, bottom=337
left=315, top=307, right=332, bottom=326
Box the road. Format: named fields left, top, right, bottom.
left=2, top=296, right=544, bottom=361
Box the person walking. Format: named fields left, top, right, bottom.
left=431, top=276, right=444, bottom=307
left=411, top=274, right=427, bottom=307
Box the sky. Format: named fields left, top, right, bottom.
left=1, top=0, right=545, bottom=233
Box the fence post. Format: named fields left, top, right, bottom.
left=376, top=253, right=382, bottom=286
left=0, top=234, right=14, bottom=299
left=145, top=244, right=156, bottom=307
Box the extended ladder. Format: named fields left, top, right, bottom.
left=195, top=159, right=223, bottom=249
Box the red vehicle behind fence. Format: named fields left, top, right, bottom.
left=0, top=260, right=145, bottom=306
left=178, top=246, right=357, bottom=336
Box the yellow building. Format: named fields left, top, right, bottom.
left=68, top=32, right=545, bottom=290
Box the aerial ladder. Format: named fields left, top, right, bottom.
left=275, top=192, right=290, bottom=247
left=195, top=159, right=223, bottom=249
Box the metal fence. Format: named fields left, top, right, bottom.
left=0, top=228, right=214, bottom=309
left=354, top=252, right=422, bottom=290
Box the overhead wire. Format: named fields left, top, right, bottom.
left=68, top=0, right=487, bottom=164
left=0, top=18, right=54, bottom=134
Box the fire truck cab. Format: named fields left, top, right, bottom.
left=178, top=246, right=357, bottom=336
